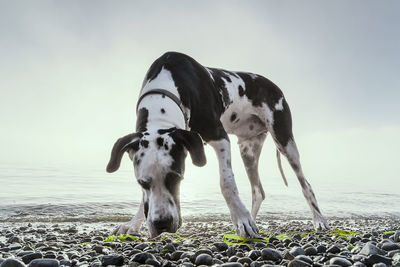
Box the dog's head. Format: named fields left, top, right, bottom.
left=106, top=128, right=206, bottom=237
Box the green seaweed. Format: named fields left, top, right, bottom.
left=81, top=241, right=91, bottom=246
left=329, top=229, right=361, bottom=239
left=104, top=234, right=139, bottom=242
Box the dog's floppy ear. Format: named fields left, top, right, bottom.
left=172, top=129, right=206, bottom=167
left=106, top=133, right=142, bottom=173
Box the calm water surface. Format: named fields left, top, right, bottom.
left=1, top=165, right=399, bottom=222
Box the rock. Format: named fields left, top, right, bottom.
left=130, top=253, right=156, bottom=264
left=295, top=255, right=313, bottom=264
left=388, top=250, right=400, bottom=257
left=327, top=245, right=341, bottom=254
left=101, top=255, right=124, bottom=266
left=170, top=251, right=184, bottom=261
left=8, top=244, right=22, bottom=251
left=304, top=246, right=317, bottom=256
left=329, top=257, right=352, bottom=266
left=0, top=258, right=26, bottom=267
left=394, top=232, right=400, bottom=242
left=145, top=258, right=160, bottom=267
left=352, top=262, right=366, bottom=267
left=372, top=263, right=387, bottom=267
left=21, top=252, right=43, bottom=264
left=365, top=254, right=392, bottom=266
left=289, top=247, right=305, bottom=257
left=261, top=248, right=282, bottom=261
left=194, top=253, right=213, bottom=266
left=381, top=242, right=399, bottom=251
left=287, top=259, right=311, bottom=267
left=220, top=263, right=243, bottom=267
left=283, top=251, right=295, bottom=260
left=248, top=250, right=261, bottom=261
left=316, top=245, right=327, bottom=253
left=227, top=247, right=237, bottom=257
left=161, top=243, right=175, bottom=253
left=134, top=243, right=148, bottom=251
left=214, top=242, right=228, bottom=251
left=237, top=257, right=252, bottom=265
left=359, top=242, right=386, bottom=256
left=27, top=259, right=59, bottom=267
left=194, top=248, right=213, bottom=257
left=7, top=237, right=23, bottom=244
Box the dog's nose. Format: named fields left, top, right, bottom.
left=153, top=216, right=173, bottom=232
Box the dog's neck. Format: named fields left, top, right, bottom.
left=137, top=94, right=187, bottom=131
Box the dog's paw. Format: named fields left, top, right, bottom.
left=232, top=210, right=258, bottom=237
left=313, top=215, right=329, bottom=231
left=112, top=222, right=140, bottom=236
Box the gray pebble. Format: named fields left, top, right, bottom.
left=130, top=252, right=156, bottom=264
left=101, top=255, right=124, bottom=266
left=27, top=259, right=59, bottom=267
left=194, top=253, right=213, bottom=266
left=21, top=253, right=43, bottom=264
left=213, top=242, right=228, bottom=251
left=290, top=247, right=305, bottom=257
left=0, top=258, right=26, bottom=267
left=304, top=246, right=317, bottom=256
left=365, top=254, right=392, bottom=266
left=287, top=258, right=311, bottom=267
left=329, top=257, right=352, bottom=266
left=261, top=248, right=282, bottom=261
left=220, top=263, right=243, bottom=267
left=372, top=264, right=387, bottom=267
left=237, top=257, right=252, bottom=265
left=381, top=242, right=399, bottom=251
left=327, top=245, right=341, bottom=254
left=295, top=255, right=312, bottom=264
left=359, top=242, right=386, bottom=256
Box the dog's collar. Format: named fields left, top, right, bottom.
left=136, top=89, right=189, bottom=128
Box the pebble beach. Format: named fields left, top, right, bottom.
left=1, top=215, right=400, bottom=267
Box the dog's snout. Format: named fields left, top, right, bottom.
left=153, top=216, right=173, bottom=231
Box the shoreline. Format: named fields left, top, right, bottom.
left=1, top=217, right=400, bottom=266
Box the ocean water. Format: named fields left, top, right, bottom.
left=1, top=164, right=399, bottom=223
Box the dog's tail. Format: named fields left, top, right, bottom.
left=276, top=149, right=288, bottom=187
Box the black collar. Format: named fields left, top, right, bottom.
left=136, top=89, right=188, bottom=127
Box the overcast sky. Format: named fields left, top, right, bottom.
left=1, top=0, right=399, bottom=192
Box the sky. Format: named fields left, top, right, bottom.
left=0, top=0, right=399, bottom=193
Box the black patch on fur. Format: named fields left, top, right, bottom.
left=236, top=72, right=284, bottom=109
left=242, top=146, right=248, bottom=153
left=136, top=108, right=149, bottom=132
left=144, top=202, right=149, bottom=218
left=230, top=113, right=237, bottom=122
left=164, top=144, right=169, bottom=150
left=158, top=127, right=176, bottom=135
left=161, top=108, right=165, bottom=114
left=144, top=132, right=149, bottom=136
left=226, top=159, right=231, bottom=168
left=136, top=159, right=141, bottom=166
left=165, top=172, right=182, bottom=213
left=220, top=148, right=225, bottom=152
left=249, top=124, right=254, bottom=130
left=140, top=140, right=149, bottom=148
left=168, top=141, right=186, bottom=173
left=273, top=99, right=293, bottom=147
left=311, top=202, right=321, bottom=213
left=156, top=137, right=164, bottom=147
left=140, top=152, right=145, bottom=157
left=238, top=85, right=245, bottom=96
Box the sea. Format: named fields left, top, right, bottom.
left=1, top=164, right=399, bottom=223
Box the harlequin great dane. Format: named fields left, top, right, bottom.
left=106, top=51, right=329, bottom=238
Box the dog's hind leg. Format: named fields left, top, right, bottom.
left=113, top=200, right=145, bottom=235
left=238, top=133, right=267, bottom=219
left=270, top=98, right=329, bottom=230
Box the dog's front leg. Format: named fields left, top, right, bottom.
left=113, top=200, right=145, bottom=235
left=209, top=138, right=258, bottom=237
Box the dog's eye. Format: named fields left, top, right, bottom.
left=138, top=178, right=152, bottom=190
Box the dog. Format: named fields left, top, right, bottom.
left=106, top=51, right=329, bottom=238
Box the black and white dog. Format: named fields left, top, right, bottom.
left=107, top=52, right=328, bottom=238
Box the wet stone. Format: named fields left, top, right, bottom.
left=290, top=247, right=305, bottom=257
left=327, top=245, right=341, bottom=254
left=248, top=250, right=261, bottom=261
left=295, top=255, right=312, bottom=264
left=101, top=255, right=124, bottom=266
left=359, top=242, right=386, bottom=256
left=214, top=242, right=228, bottom=251
left=22, top=252, right=43, bottom=264
left=329, top=257, right=352, bottom=266
left=130, top=252, right=156, bottom=264
left=0, top=258, right=26, bottom=267
left=304, top=246, right=317, bottom=256
left=194, top=253, right=213, bottom=266
left=287, top=258, right=312, bottom=267
left=261, top=248, right=283, bottom=261
left=27, top=259, right=59, bottom=267
left=365, top=254, right=392, bottom=266
left=237, top=257, right=252, bottom=265
left=220, top=263, right=243, bottom=267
